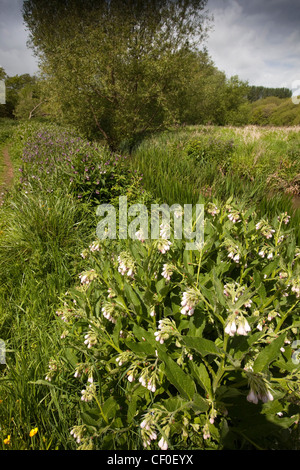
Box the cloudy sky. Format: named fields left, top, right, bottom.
left=0, top=0, right=299, bottom=94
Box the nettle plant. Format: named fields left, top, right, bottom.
left=49, top=200, right=300, bottom=450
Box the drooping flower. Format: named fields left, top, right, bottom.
left=236, top=317, right=251, bottom=336
left=117, top=252, right=135, bottom=278
left=101, top=302, right=117, bottom=324
left=207, top=203, right=220, bottom=217
left=246, top=388, right=259, bottom=404
left=228, top=209, right=241, bottom=223
left=81, top=383, right=96, bottom=402
left=161, top=263, right=173, bottom=282
left=154, top=318, right=179, bottom=344
left=246, top=371, right=274, bottom=405
left=180, top=288, right=200, bottom=316
left=89, top=241, right=101, bottom=252
left=79, top=269, right=98, bottom=286
left=158, top=437, right=168, bottom=450
left=157, top=239, right=172, bottom=254
left=135, top=228, right=147, bottom=242
left=224, top=319, right=237, bottom=337
left=202, top=423, right=211, bottom=440
left=84, top=331, right=98, bottom=348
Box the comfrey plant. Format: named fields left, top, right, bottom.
left=51, top=201, right=299, bottom=450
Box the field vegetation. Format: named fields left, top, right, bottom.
left=0, top=0, right=299, bottom=452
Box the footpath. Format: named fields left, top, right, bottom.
left=0, top=146, right=14, bottom=204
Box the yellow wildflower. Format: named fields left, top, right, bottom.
left=29, top=427, right=38, bottom=437
left=3, top=435, right=11, bottom=445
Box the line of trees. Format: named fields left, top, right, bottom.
left=247, top=86, right=292, bottom=102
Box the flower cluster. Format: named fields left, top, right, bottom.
left=246, top=371, right=274, bottom=404
left=207, top=203, right=220, bottom=217
left=290, top=278, right=300, bottom=298
left=89, top=240, right=101, bottom=252
left=279, top=212, right=291, bottom=225
left=117, top=252, right=135, bottom=277
left=181, top=288, right=200, bottom=316
left=70, top=425, right=88, bottom=445
left=225, top=315, right=251, bottom=337
left=81, top=383, right=97, bottom=402
left=258, top=246, right=274, bottom=259
left=84, top=329, right=98, bottom=348
left=138, top=368, right=158, bottom=393
left=161, top=263, right=174, bottom=282
left=157, top=239, right=172, bottom=254
left=224, top=241, right=241, bottom=264
left=115, top=350, right=136, bottom=368
left=135, top=228, right=147, bottom=242
left=154, top=318, right=179, bottom=344
left=227, top=208, right=241, bottom=223
left=256, top=220, right=276, bottom=239
left=79, top=269, right=98, bottom=286
left=101, top=302, right=118, bottom=324
left=140, top=415, right=159, bottom=448
left=45, top=358, right=60, bottom=382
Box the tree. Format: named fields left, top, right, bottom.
left=3, top=73, right=38, bottom=118
left=23, top=0, right=211, bottom=149
left=13, top=81, right=48, bottom=120
left=247, top=86, right=292, bottom=102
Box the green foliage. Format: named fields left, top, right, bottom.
left=130, top=125, right=300, bottom=243
left=248, top=86, right=292, bottom=102
left=0, top=72, right=38, bottom=119
left=14, top=122, right=147, bottom=206
left=185, top=136, right=235, bottom=166
left=0, top=119, right=19, bottom=145
left=23, top=0, right=210, bottom=149
left=0, top=122, right=299, bottom=450
left=250, top=96, right=300, bottom=126
left=48, top=201, right=300, bottom=450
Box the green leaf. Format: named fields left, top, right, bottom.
left=157, top=346, right=195, bottom=400
left=155, top=277, right=168, bottom=296
left=124, top=282, right=140, bottom=309
left=132, top=324, right=157, bottom=347
left=191, top=393, right=209, bottom=412
left=212, top=270, right=227, bottom=307
left=183, top=336, right=221, bottom=357
left=125, top=340, right=155, bottom=355
left=253, top=334, right=285, bottom=373
left=81, top=406, right=101, bottom=427
left=190, top=362, right=212, bottom=398
left=183, top=250, right=194, bottom=275
left=102, top=396, right=119, bottom=421
left=162, top=396, right=187, bottom=412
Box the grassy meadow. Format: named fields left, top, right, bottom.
left=0, top=118, right=299, bottom=450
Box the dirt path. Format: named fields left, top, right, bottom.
left=0, top=146, right=14, bottom=204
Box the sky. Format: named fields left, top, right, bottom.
left=0, top=0, right=299, bottom=94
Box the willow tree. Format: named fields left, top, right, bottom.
left=23, top=0, right=210, bottom=149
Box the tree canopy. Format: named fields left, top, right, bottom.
left=23, top=0, right=211, bottom=148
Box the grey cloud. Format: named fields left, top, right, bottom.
left=205, top=0, right=300, bottom=89
left=0, top=0, right=38, bottom=76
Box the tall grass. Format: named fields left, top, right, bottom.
left=0, top=183, right=95, bottom=449
left=130, top=125, right=300, bottom=243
